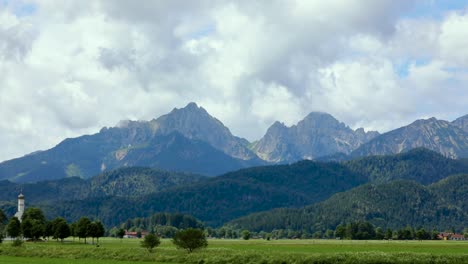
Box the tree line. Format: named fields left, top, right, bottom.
left=1, top=208, right=104, bottom=244
left=108, top=212, right=204, bottom=239
left=219, top=221, right=468, bottom=240
left=1, top=208, right=209, bottom=254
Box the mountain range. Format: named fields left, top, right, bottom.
left=0, top=102, right=467, bottom=183
left=0, top=103, right=264, bottom=182
left=251, top=112, right=379, bottom=162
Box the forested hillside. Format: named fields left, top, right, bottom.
left=42, top=161, right=367, bottom=226
left=228, top=174, right=468, bottom=233
left=0, top=167, right=204, bottom=203
left=344, top=148, right=468, bottom=184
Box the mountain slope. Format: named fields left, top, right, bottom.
left=41, top=160, right=368, bottom=227
left=0, top=167, right=204, bottom=204
left=352, top=118, right=468, bottom=159
left=252, top=112, right=379, bottom=162
left=0, top=103, right=263, bottom=182
left=344, top=148, right=468, bottom=184
left=101, top=132, right=262, bottom=176
left=228, top=174, right=468, bottom=232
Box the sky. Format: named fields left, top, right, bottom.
left=0, top=0, right=468, bottom=162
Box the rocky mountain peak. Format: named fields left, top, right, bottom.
left=453, top=114, right=468, bottom=133
left=150, top=102, right=257, bottom=160
left=170, top=102, right=209, bottom=116
left=409, top=118, right=453, bottom=133
left=267, top=121, right=288, bottom=133
left=352, top=115, right=468, bottom=159
left=252, top=112, right=380, bottom=162
left=299, top=112, right=342, bottom=127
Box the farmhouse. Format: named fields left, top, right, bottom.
left=124, top=230, right=148, bottom=238
left=437, top=232, right=467, bottom=241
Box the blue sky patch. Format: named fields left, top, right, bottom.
left=1, top=0, right=37, bottom=17
left=405, top=0, right=468, bottom=20
left=394, top=58, right=431, bottom=78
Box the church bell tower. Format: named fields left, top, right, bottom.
left=14, top=193, right=25, bottom=222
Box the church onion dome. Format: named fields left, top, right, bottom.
left=18, top=193, right=24, bottom=199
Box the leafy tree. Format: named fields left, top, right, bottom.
left=335, top=224, right=346, bottom=239
left=31, top=220, right=45, bottom=240
left=0, top=209, right=6, bottom=243
left=154, top=225, right=178, bottom=238
left=56, top=222, right=71, bottom=242
left=70, top=222, right=77, bottom=241
left=94, top=221, right=105, bottom=244
left=385, top=228, right=393, bottom=240
left=0, top=209, right=6, bottom=226
left=313, top=231, right=322, bottom=239
left=86, top=221, right=105, bottom=244
left=44, top=221, right=54, bottom=240
left=117, top=228, right=125, bottom=241
left=50, top=218, right=64, bottom=241
left=172, top=228, right=208, bottom=253
left=355, top=222, right=376, bottom=240
left=324, top=229, right=335, bottom=239
left=22, top=208, right=46, bottom=224
left=415, top=228, right=430, bottom=240
left=375, top=227, right=384, bottom=240
left=76, top=217, right=91, bottom=244
left=464, top=228, right=468, bottom=239
left=397, top=226, right=414, bottom=240
left=21, top=208, right=46, bottom=241
left=241, top=230, right=251, bottom=240
left=87, top=222, right=99, bottom=244
left=22, top=219, right=45, bottom=241
left=21, top=219, right=33, bottom=239
left=7, top=217, right=21, bottom=238
left=140, top=233, right=161, bottom=252
left=52, top=218, right=70, bottom=242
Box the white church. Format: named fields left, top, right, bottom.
left=14, top=193, right=25, bottom=222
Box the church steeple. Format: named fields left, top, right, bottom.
left=14, top=192, right=25, bottom=222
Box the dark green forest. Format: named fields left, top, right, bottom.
left=40, top=160, right=367, bottom=226
left=228, top=174, right=468, bottom=233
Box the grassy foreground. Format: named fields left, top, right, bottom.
left=1, top=238, right=468, bottom=264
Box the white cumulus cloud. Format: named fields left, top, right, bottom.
left=0, top=0, right=467, bottom=162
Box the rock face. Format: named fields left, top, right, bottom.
left=149, top=102, right=256, bottom=160
left=252, top=112, right=379, bottom=162
left=352, top=118, right=468, bottom=159
left=453, top=114, right=468, bottom=134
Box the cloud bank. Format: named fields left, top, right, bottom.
left=0, top=0, right=467, bottom=161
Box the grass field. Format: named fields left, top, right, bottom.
left=1, top=238, right=468, bottom=263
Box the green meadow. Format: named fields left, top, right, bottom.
left=1, top=238, right=468, bottom=264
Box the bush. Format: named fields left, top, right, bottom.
left=241, top=230, right=251, bottom=240
left=140, top=233, right=160, bottom=252
left=12, top=239, right=23, bottom=247
left=172, top=228, right=207, bottom=253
